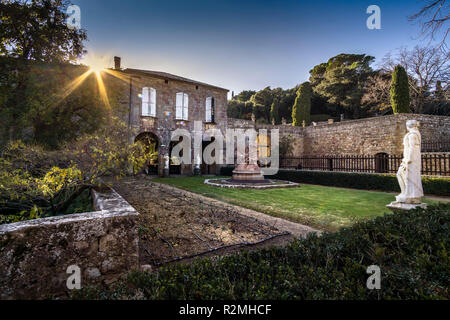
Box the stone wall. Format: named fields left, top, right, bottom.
left=228, top=114, right=450, bottom=158
left=0, top=188, right=139, bottom=300
left=301, top=114, right=450, bottom=156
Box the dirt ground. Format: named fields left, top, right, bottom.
left=111, top=176, right=294, bottom=267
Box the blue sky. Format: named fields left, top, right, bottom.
left=73, top=0, right=442, bottom=96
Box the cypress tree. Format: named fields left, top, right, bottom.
left=390, top=65, right=411, bottom=114
left=270, top=99, right=280, bottom=124
left=292, top=82, right=312, bottom=126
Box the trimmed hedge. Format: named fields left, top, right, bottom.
left=220, top=167, right=450, bottom=196
left=273, top=170, right=450, bottom=197
left=75, top=204, right=450, bottom=300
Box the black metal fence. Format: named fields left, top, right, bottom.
left=280, top=154, right=450, bottom=176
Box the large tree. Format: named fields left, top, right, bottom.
left=250, top=87, right=274, bottom=123
left=232, top=90, right=256, bottom=102
left=0, top=0, right=97, bottom=146
left=361, top=71, right=393, bottom=115
left=310, top=54, right=375, bottom=119
left=0, top=0, right=87, bottom=62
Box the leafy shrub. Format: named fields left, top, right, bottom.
left=0, top=118, right=151, bottom=223
left=74, top=204, right=450, bottom=300
left=273, top=170, right=450, bottom=197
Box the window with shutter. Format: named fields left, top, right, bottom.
left=176, top=92, right=189, bottom=120
left=142, top=87, right=150, bottom=116
left=206, top=97, right=212, bottom=123
left=150, top=88, right=156, bottom=117
left=183, top=93, right=189, bottom=120
left=176, top=93, right=183, bottom=120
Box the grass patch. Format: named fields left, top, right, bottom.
left=152, top=177, right=442, bottom=232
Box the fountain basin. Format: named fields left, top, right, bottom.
left=205, top=178, right=300, bottom=189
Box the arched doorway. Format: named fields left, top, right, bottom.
left=135, top=132, right=160, bottom=175
left=201, top=138, right=216, bottom=175
left=375, top=153, right=389, bottom=173
left=257, top=134, right=271, bottom=168
left=169, top=140, right=182, bottom=175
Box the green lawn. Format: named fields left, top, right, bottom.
left=152, top=177, right=443, bottom=232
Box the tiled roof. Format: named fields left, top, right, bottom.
left=123, top=68, right=229, bottom=92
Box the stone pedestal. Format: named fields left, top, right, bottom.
left=232, top=164, right=265, bottom=182
left=387, top=202, right=428, bottom=212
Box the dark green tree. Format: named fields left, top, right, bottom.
left=250, top=87, right=274, bottom=123
left=390, top=65, right=411, bottom=114
left=233, top=90, right=256, bottom=102
left=0, top=0, right=88, bottom=143
left=0, top=0, right=87, bottom=63
left=270, top=98, right=280, bottom=124
left=309, top=54, right=375, bottom=119
left=292, top=82, right=312, bottom=127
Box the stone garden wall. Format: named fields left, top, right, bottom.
left=228, top=114, right=450, bottom=157
left=301, top=114, right=450, bottom=156
left=0, top=188, right=139, bottom=300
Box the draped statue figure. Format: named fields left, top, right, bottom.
left=388, top=120, right=427, bottom=211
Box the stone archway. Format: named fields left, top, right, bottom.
left=375, top=153, right=389, bottom=173
left=135, top=132, right=160, bottom=175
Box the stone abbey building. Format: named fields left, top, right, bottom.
left=110, top=57, right=229, bottom=176
left=109, top=57, right=450, bottom=177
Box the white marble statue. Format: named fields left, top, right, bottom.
left=388, top=120, right=427, bottom=211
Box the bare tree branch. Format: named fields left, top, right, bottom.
left=409, top=0, right=449, bottom=46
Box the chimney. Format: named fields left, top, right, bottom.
left=114, top=56, right=121, bottom=70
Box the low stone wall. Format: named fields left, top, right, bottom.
left=0, top=188, right=139, bottom=300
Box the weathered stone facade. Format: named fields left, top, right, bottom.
left=105, top=60, right=448, bottom=172
left=0, top=188, right=139, bottom=300
left=109, top=65, right=229, bottom=176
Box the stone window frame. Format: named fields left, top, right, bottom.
left=205, top=97, right=215, bottom=123
left=176, top=92, right=189, bottom=121
left=142, top=87, right=156, bottom=117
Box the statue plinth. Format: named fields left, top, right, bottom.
left=387, top=202, right=427, bottom=212
left=232, top=164, right=265, bottom=182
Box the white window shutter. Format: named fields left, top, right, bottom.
left=150, top=88, right=156, bottom=117
left=176, top=93, right=183, bottom=120
left=142, top=87, right=150, bottom=116
left=183, top=93, right=189, bottom=120
left=206, top=97, right=212, bottom=123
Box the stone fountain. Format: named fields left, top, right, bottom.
left=231, top=163, right=267, bottom=183
left=205, top=146, right=299, bottom=189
